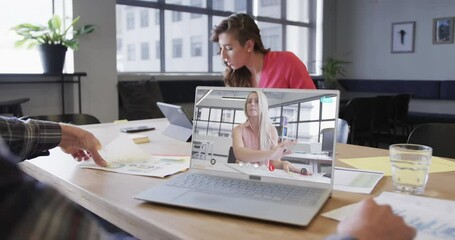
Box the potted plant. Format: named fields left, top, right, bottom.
left=320, top=57, right=350, bottom=90
left=12, top=15, right=95, bottom=74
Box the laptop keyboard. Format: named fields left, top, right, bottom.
left=166, top=173, right=325, bottom=206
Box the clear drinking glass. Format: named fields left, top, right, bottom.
left=389, top=144, right=432, bottom=195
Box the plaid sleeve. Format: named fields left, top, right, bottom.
left=0, top=116, right=61, bottom=161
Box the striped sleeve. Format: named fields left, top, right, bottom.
left=0, top=117, right=61, bottom=161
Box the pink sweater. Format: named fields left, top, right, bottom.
left=258, top=51, right=316, bottom=89
left=237, top=120, right=278, bottom=165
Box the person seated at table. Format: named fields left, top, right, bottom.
left=0, top=116, right=115, bottom=239
left=232, top=91, right=304, bottom=174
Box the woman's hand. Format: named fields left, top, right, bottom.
left=281, top=161, right=313, bottom=175
left=268, top=141, right=295, bottom=160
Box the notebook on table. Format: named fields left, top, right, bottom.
left=136, top=87, right=340, bottom=226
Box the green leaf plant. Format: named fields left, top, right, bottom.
left=11, top=15, right=95, bottom=50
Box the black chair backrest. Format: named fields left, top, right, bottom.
left=117, top=80, right=164, bottom=120
left=407, top=123, right=455, bottom=158
left=227, top=146, right=236, bottom=163
left=29, top=114, right=100, bottom=125
left=393, top=94, right=411, bottom=121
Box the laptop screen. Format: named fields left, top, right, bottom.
left=191, top=87, right=339, bottom=185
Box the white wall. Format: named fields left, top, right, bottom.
left=73, top=0, right=118, bottom=122
left=327, top=0, right=455, bottom=80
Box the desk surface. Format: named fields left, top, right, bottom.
left=19, top=119, right=455, bottom=240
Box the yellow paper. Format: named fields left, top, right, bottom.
left=339, top=156, right=455, bottom=176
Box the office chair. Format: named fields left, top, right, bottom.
left=392, top=94, right=412, bottom=141
left=0, top=98, right=30, bottom=117
left=341, top=97, right=376, bottom=146
left=227, top=146, right=237, bottom=163
left=321, top=128, right=335, bottom=156
left=25, top=113, right=100, bottom=125
left=407, top=123, right=455, bottom=158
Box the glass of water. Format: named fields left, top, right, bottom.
left=389, top=144, right=432, bottom=195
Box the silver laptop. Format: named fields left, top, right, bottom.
left=136, top=87, right=340, bottom=226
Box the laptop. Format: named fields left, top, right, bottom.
left=136, top=87, right=340, bottom=226
left=156, top=102, right=193, bottom=142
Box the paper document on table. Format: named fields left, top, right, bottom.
left=339, top=156, right=455, bottom=176
left=79, top=135, right=190, bottom=178
left=322, top=192, right=455, bottom=240
left=333, top=167, right=383, bottom=194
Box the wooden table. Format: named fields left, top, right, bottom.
left=19, top=118, right=455, bottom=240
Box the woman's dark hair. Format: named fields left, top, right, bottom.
left=211, top=13, right=269, bottom=87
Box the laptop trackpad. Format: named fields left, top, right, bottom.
left=174, top=191, right=232, bottom=207
left=172, top=190, right=311, bottom=225
left=173, top=190, right=260, bottom=215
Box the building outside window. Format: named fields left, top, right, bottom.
left=115, top=0, right=321, bottom=74
left=140, top=9, right=149, bottom=27
left=191, top=36, right=202, bottom=57
left=155, top=40, right=160, bottom=59
left=127, top=44, right=135, bottom=61
left=190, top=0, right=202, bottom=19
left=126, top=12, right=135, bottom=30
left=172, top=11, right=182, bottom=22
left=172, top=38, right=182, bottom=58
left=155, top=9, right=160, bottom=25
left=141, top=42, right=149, bottom=60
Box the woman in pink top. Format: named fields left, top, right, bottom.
left=211, top=13, right=316, bottom=89
left=232, top=91, right=308, bottom=174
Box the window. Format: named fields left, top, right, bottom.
left=172, top=11, right=181, bottom=22
left=127, top=44, right=135, bottom=61
left=260, top=0, right=280, bottom=7
left=234, top=0, right=246, bottom=12
left=141, top=42, right=149, bottom=60
left=172, top=38, right=182, bottom=58
left=212, top=0, right=224, bottom=11
left=116, top=0, right=321, bottom=74
left=117, top=38, right=122, bottom=51
left=155, top=40, right=160, bottom=59
left=191, top=36, right=202, bottom=57
left=259, top=24, right=282, bottom=51
left=190, top=0, right=202, bottom=19
left=140, top=10, right=149, bottom=27
left=126, top=12, right=135, bottom=30
left=155, top=9, right=160, bottom=25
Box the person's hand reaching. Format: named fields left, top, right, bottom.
left=337, top=198, right=416, bottom=240
left=58, top=123, right=107, bottom=167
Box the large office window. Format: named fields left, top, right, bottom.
left=0, top=0, right=71, bottom=73
left=116, top=0, right=322, bottom=73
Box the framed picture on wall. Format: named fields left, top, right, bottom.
left=391, top=21, right=415, bottom=53
left=433, top=17, right=454, bottom=44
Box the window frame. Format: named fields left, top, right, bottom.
left=116, top=0, right=319, bottom=73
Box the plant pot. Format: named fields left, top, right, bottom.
left=39, top=44, right=67, bottom=74
left=317, top=81, right=336, bottom=89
